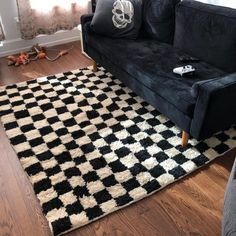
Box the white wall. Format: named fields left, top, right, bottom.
left=198, top=0, right=236, bottom=8
left=0, top=0, right=91, bottom=57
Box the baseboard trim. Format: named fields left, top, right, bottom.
left=0, top=30, right=81, bottom=58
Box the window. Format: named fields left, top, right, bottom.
left=30, top=0, right=88, bottom=12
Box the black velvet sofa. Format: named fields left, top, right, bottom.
left=81, top=0, right=236, bottom=146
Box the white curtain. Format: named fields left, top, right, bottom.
left=16, top=0, right=90, bottom=40
left=0, top=20, right=5, bottom=41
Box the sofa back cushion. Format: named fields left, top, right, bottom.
left=174, top=0, right=236, bottom=73
left=142, top=0, right=180, bottom=44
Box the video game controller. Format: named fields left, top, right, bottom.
left=173, top=65, right=196, bottom=77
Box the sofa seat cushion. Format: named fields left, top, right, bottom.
left=85, top=25, right=226, bottom=116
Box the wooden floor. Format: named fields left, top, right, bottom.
left=0, top=41, right=235, bottom=236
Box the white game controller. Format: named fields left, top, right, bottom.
left=173, top=65, right=195, bottom=77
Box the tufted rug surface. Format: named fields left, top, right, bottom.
left=0, top=67, right=235, bottom=236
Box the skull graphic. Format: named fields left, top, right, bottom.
left=112, top=0, right=134, bottom=29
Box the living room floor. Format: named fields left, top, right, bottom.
left=0, top=41, right=235, bottom=236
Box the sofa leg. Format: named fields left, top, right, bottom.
left=92, top=60, right=98, bottom=72
left=181, top=131, right=189, bottom=147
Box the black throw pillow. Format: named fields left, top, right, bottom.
left=91, top=0, right=142, bottom=39
left=142, top=0, right=180, bottom=44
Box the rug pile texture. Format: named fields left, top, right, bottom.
left=0, top=67, right=235, bottom=236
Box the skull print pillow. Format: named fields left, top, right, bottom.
left=91, top=0, right=142, bottom=39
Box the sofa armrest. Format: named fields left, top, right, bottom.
left=81, top=14, right=94, bottom=53
left=190, top=73, right=236, bottom=140
left=81, top=14, right=94, bottom=26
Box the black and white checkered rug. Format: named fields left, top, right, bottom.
left=0, top=67, right=235, bottom=236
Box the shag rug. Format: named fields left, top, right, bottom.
left=0, top=67, right=235, bottom=236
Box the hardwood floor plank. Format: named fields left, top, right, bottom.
left=0, top=41, right=235, bottom=236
